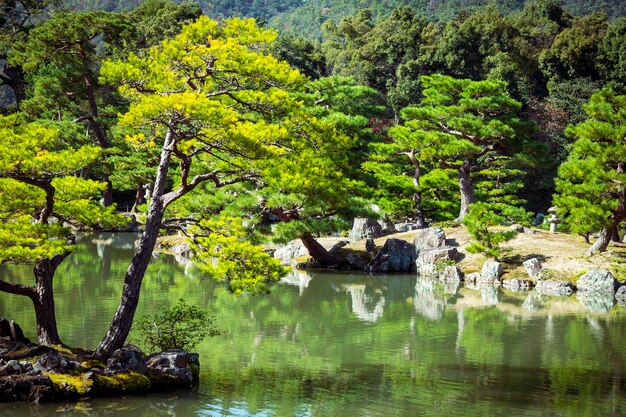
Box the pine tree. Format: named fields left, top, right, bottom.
left=389, top=74, right=532, bottom=221
left=554, top=89, right=626, bottom=254
left=0, top=114, right=124, bottom=345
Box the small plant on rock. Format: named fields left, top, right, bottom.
left=135, top=300, right=222, bottom=352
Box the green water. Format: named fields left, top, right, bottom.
left=1, top=233, right=626, bottom=416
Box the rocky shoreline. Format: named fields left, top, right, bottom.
left=0, top=320, right=199, bottom=403
left=273, top=223, right=626, bottom=309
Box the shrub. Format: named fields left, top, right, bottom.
left=135, top=300, right=222, bottom=352
left=462, top=202, right=526, bottom=260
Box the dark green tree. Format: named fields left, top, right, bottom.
left=389, top=74, right=532, bottom=221
left=554, top=89, right=626, bottom=255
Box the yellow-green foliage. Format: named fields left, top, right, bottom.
left=191, top=217, right=289, bottom=295
left=0, top=114, right=126, bottom=264
left=46, top=372, right=93, bottom=396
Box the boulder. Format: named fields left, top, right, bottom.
left=170, top=242, right=192, bottom=259
left=345, top=253, right=368, bottom=270
left=534, top=280, right=575, bottom=297
left=395, top=222, right=419, bottom=232
left=576, top=269, right=620, bottom=294
left=577, top=292, right=615, bottom=313
left=349, top=218, right=383, bottom=240
left=377, top=217, right=396, bottom=234
left=145, top=350, right=200, bottom=388
left=0, top=373, right=55, bottom=402
left=273, top=240, right=309, bottom=265
left=33, top=351, right=82, bottom=374
left=0, top=319, right=30, bottom=344
left=328, top=240, right=350, bottom=255
left=464, top=272, right=481, bottom=285
left=481, top=260, right=503, bottom=283
left=616, top=286, right=626, bottom=306
left=503, top=278, right=534, bottom=292
left=523, top=258, right=543, bottom=279
left=413, top=227, right=446, bottom=257
left=365, top=238, right=376, bottom=253
left=415, top=247, right=462, bottom=276
left=105, top=346, right=147, bottom=375
left=366, top=239, right=415, bottom=273
left=440, top=265, right=463, bottom=282
left=0, top=360, right=35, bottom=377
left=509, top=224, right=539, bottom=234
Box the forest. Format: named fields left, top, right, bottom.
left=1, top=0, right=626, bottom=374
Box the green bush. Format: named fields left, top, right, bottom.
left=462, top=202, right=526, bottom=260
left=135, top=300, right=222, bottom=352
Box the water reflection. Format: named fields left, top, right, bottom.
left=3, top=235, right=626, bottom=417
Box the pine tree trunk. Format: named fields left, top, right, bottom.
left=612, top=225, right=621, bottom=242
left=587, top=226, right=612, bottom=256
left=300, top=232, right=336, bottom=267
left=94, top=130, right=175, bottom=358
left=131, top=184, right=146, bottom=212
left=414, top=191, right=427, bottom=229
left=456, top=165, right=474, bottom=222
left=31, top=259, right=63, bottom=346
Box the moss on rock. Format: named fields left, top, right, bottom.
left=46, top=372, right=93, bottom=396
left=92, top=371, right=151, bottom=393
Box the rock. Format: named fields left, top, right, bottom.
left=413, top=227, right=446, bottom=257
left=0, top=373, right=55, bottom=402
left=345, top=253, right=368, bottom=270
left=145, top=350, right=200, bottom=388
left=349, top=218, right=383, bottom=240
left=534, top=280, right=575, bottom=297
left=0, top=360, right=35, bottom=377
left=394, top=222, right=419, bottom=232
left=0, top=319, right=31, bottom=344
left=170, top=242, right=192, bottom=259
left=509, top=224, right=539, bottom=235
left=481, top=260, right=503, bottom=283
left=415, top=247, right=462, bottom=276
left=616, top=286, right=626, bottom=306
left=105, top=346, right=147, bottom=375
left=440, top=265, right=463, bottom=282
left=577, top=292, right=615, bottom=313
left=377, top=217, right=396, bottom=234
left=328, top=240, right=350, bottom=255
left=366, top=238, right=416, bottom=273
left=503, top=278, right=534, bottom=292
left=365, top=238, right=376, bottom=253
left=274, top=240, right=309, bottom=265
left=464, top=272, right=481, bottom=284
left=523, top=258, right=543, bottom=279
left=576, top=269, right=620, bottom=294
left=33, top=351, right=82, bottom=374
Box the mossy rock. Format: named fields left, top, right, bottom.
left=92, top=371, right=151, bottom=394
left=46, top=372, right=93, bottom=396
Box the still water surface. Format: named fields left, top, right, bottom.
left=1, top=233, right=626, bottom=416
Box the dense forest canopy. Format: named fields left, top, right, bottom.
left=60, top=0, right=626, bottom=37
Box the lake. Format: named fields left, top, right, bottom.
left=1, top=233, right=625, bottom=416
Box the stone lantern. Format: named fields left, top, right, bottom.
left=547, top=206, right=560, bottom=233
